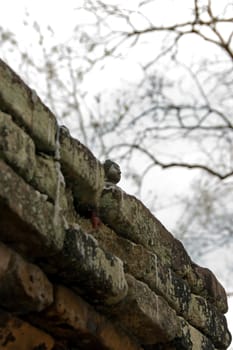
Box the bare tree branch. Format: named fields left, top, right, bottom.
left=108, top=143, right=233, bottom=180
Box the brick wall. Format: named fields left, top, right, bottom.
left=0, top=58, right=231, bottom=349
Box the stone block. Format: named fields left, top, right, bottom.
left=33, top=154, right=68, bottom=211
left=0, top=112, right=68, bottom=218
left=165, top=317, right=216, bottom=350
left=0, top=242, right=53, bottom=313
left=100, top=186, right=190, bottom=274
left=0, top=111, right=36, bottom=182
left=88, top=221, right=191, bottom=317
left=0, top=59, right=57, bottom=152
left=55, top=224, right=128, bottom=305
left=189, top=263, right=228, bottom=313
left=80, top=216, right=230, bottom=348
left=110, top=274, right=180, bottom=345
left=33, top=154, right=58, bottom=201
left=0, top=160, right=65, bottom=257
left=99, top=186, right=227, bottom=314
left=59, top=126, right=105, bottom=208
left=35, top=285, right=142, bottom=350
left=187, top=294, right=231, bottom=348
left=145, top=317, right=217, bottom=350
left=0, top=310, right=55, bottom=350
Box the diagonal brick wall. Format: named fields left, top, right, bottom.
left=0, top=58, right=231, bottom=349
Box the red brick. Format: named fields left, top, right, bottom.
left=38, top=285, right=142, bottom=350
left=0, top=311, right=55, bottom=350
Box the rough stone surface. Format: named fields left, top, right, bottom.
left=0, top=310, right=55, bottom=350
left=144, top=317, right=217, bottom=350
left=0, top=242, right=53, bottom=313
left=99, top=185, right=228, bottom=313
left=55, top=224, right=128, bottom=305
left=33, top=153, right=68, bottom=209
left=0, top=111, right=36, bottom=182
left=190, top=263, right=228, bottom=314
left=59, top=126, right=105, bottom=209
left=0, top=160, right=65, bottom=257
left=187, top=294, right=231, bottom=348
left=0, top=111, right=68, bottom=213
left=89, top=220, right=231, bottom=348
left=0, top=59, right=231, bottom=350
left=0, top=59, right=57, bottom=152
left=33, top=285, right=142, bottom=350
left=87, top=219, right=191, bottom=316
left=100, top=186, right=191, bottom=272
left=109, top=274, right=180, bottom=345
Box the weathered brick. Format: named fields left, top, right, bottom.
left=0, top=160, right=65, bottom=257
left=88, top=220, right=191, bottom=317
left=0, top=310, right=55, bottom=350
left=59, top=126, right=105, bottom=209
left=0, top=59, right=57, bottom=153
left=187, top=294, right=231, bottom=348
left=109, top=274, right=180, bottom=345
left=79, top=216, right=231, bottom=347
left=0, top=112, right=68, bottom=216
left=153, top=317, right=216, bottom=350
left=54, top=224, right=128, bottom=305
left=34, top=285, right=142, bottom=350
left=33, top=154, right=68, bottom=210
left=99, top=185, right=228, bottom=313
left=100, top=186, right=190, bottom=273
left=0, top=111, right=36, bottom=182
left=189, top=263, right=228, bottom=313
left=0, top=242, right=53, bottom=313
left=89, top=219, right=191, bottom=317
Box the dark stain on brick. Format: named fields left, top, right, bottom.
left=2, top=332, right=16, bottom=346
